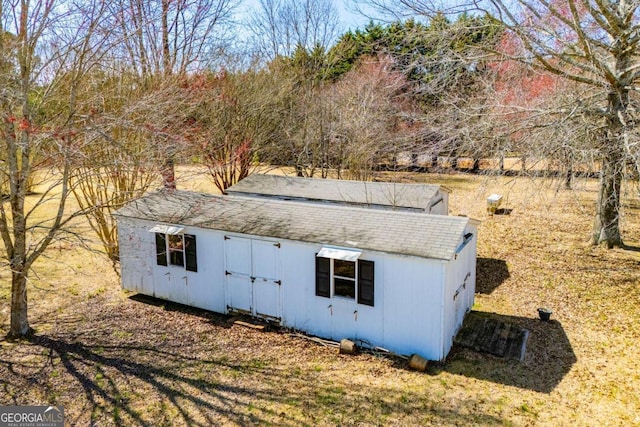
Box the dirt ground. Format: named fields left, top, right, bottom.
left=1, top=168, right=639, bottom=426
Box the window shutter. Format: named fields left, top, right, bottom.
left=155, top=233, right=168, bottom=266
left=357, top=260, right=374, bottom=306
left=315, top=256, right=330, bottom=298
left=185, top=234, right=198, bottom=272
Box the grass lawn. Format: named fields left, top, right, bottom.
left=1, top=168, right=639, bottom=426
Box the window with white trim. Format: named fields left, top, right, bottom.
left=154, top=232, right=198, bottom=272
left=315, top=254, right=374, bottom=306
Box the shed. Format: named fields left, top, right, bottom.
left=226, top=174, right=450, bottom=214
left=115, top=189, right=477, bottom=361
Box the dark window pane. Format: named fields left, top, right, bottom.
left=334, top=260, right=355, bottom=278
left=155, top=233, right=167, bottom=266
left=169, top=249, right=184, bottom=266
left=334, top=278, right=355, bottom=299
left=315, top=256, right=330, bottom=298
left=185, top=234, right=197, bottom=272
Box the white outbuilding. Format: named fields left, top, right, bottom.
left=115, top=187, right=477, bottom=361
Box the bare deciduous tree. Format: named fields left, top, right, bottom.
left=0, top=0, right=111, bottom=337
left=106, top=0, right=237, bottom=76
left=178, top=70, right=290, bottom=192
left=249, top=0, right=340, bottom=61
left=356, top=0, right=640, bottom=248
left=98, top=0, right=238, bottom=192
left=348, top=0, right=477, bottom=20
left=69, top=75, right=160, bottom=271
left=481, top=1, right=640, bottom=247
left=327, top=55, right=417, bottom=180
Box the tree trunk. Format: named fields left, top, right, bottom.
left=471, top=158, right=480, bottom=173
left=565, top=148, right=573, bottom=190
left=592, top=90, right=626, bottom=248
left=592, top=146, right=624, bottom=248
left=9, top=269, right=31, bottom=338
left=565, top=167, right=573, bottom=190
left=162, top=0, right=171, bottom=75
left=161, top=157, right=176, bottom=190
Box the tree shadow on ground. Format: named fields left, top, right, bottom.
left=476, top=257, right=510, bottom=294
left=1, top=332, right=511, bottom=426
left=437, top=311, right=576, bottom=394
left=21, top=334, right=290, bottom=426
left=0, top=307, right=511, bottom=426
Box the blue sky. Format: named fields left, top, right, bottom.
left=336, top=1, right=379, bottom=31
left=236, top=0, right=379, bottom=35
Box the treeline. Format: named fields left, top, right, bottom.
left=169, top=14, right=503, bottom=187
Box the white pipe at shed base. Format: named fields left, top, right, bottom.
left=408, top=354, right=428, bottom=372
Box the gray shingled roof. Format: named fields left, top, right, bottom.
left=226, top=174, right=448, bottom=211
left=115, top=190, right=470, bottom=261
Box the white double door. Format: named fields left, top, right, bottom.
left=224, top=236, right=281, bottom=321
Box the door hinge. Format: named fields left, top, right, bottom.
left=224, top=235, right=230, bottom=240
left=275, top=280, right=282, bottom=286
left=225, top=270, right=231, bottom=275
left=273, top=242, right=281, bottom=248
left=250, top=276, right=256, bottom=283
